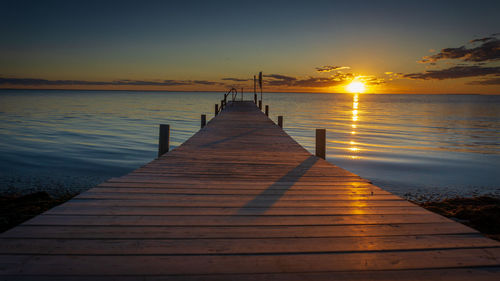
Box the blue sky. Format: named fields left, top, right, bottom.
left=1, top=0, right=499, bottom=93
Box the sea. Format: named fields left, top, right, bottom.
left=0, top=90, right=499, bottom=200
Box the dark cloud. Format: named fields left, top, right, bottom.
left=115, top=79, right=189, bottom=86
left=263, top=74, right=297, bottom=86
left=0, top=77, right=107, bottom=86
left=404, top=66, right=500, bottom=80
left=293, top=77, right=345, bottom=87
left=470, top=37, right=496, bottom=43
left=264, top=74, right=297, bottom=81
left=315, top=65, right=350, bottom=72
left=264, top=72, right=360, bottom=87
left=221, top=77, right=251, bottom=82
left=192, top=80, right=222, bottom=85
left=467, top=76, right=500, bottom=85
left=0, top=77, right=223, bottom=87
left=419, top=36, right=500, bottom=63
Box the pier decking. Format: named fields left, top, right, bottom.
left=1, top=101, right=499, bottom=280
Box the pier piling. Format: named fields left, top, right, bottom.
left=316, top=128, right=326, bottom=159
left=201, top=114, right=206, bottom=128
left=158, top=124, right=170, bottom=157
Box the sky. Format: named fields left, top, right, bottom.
left=0, top=0, right=499, bottom=94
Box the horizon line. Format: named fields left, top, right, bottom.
left=0, top=88, right=496, bottom=95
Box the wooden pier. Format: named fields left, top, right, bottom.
left=1, top=101, right=500, bottom=280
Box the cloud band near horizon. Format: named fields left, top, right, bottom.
left=0, top=77, right=224, bottom=87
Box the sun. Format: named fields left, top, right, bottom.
left=346, top=81, right=365, bottom=93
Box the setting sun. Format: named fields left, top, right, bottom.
left=346, top=81, right=365, bottom=93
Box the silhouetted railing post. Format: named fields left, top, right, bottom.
left=158, top=124, right=170, bottom=157
left=259, top=100, right=262, bottom=110
left=265, top=105, right=269, bottom=116
left=215, top=104, right=219, bottom=116
left=278, top=116, right=283, bottom=128
left=221, top=100, right=224, bottom=110
left=254, top=94, right=257, bottom=104
left=201, top=114, right=206, bottom=128
left=316, top=129, right=326, bottom=159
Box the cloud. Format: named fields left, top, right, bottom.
left=221, top=77, right=251, bottom=82
left=357, top=75, right=385, bottom=85
left=0, top=77, right=224, bottom=87
left=467, top=76, right=500, bottom=85
left=293, top=77, right=346, bottom=87
left=384, top=72, right=404, bottom=81
left=0, top=69, right=386, bottom=90
left=316, top=65, right=350, bottom=72
left=404, top=66, right=500, bottom=80
left=419, top=36, right=500, bottom=63
left=263, top=74, right=297, bottom=86
left=264, top=72, right=361, bottom=88
left=264, top=74, right=297, bottom=81
left=470, top=37, right=496, bottom=43
left=192, top=80, right=222, bottom=85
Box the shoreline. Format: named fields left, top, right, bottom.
left=1, top=191, right=499, bottom=241
left=412, top=196, right=500, bottom=241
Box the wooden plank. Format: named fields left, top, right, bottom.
left=1, top=248, right=500, bottom=275
left=46, top=205, right=431, bottom=216
left=1, top=222, right=478, bottom=239
left=88, top=187, right=392, bottom=195
left=96, top=181, right=377, bottom=189
left=106, top=177, right=371, bottom=184
left=2, top=235, right=498, bottom=255
left=3, top=268, right=500, bottom=281
left=22, top=214, right=452, bottom=226
left=74, top=192, right=403, bottom=200
left=47, top=199, right=414, bottom=208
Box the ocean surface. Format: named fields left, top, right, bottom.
left=1, top=90, right=499, bottom=199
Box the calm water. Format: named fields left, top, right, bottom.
left=0, top=90, right=499, bottom=199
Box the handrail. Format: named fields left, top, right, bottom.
left=217, top=88, right=242, bottom=114
left=224, top=88, right=238, bottom=102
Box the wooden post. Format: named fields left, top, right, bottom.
left=215, top=104, right=218, bottom=116
left=221, top=100, right=224, bottom=110
left=258, top=100, right=262, bottom=110
left=253, top=75, right=256, bottom=102
left=158, top=124, right=170, bottom=157
left=265, top=105, right=269, bottom=116
left=315, top=129, right=326, bottom=159
left=278, top=116, right=283, bottom=128
left=201, top=114, right=206, bottom=128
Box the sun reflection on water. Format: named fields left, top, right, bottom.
left=349, top=94, right=360, bottom=159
